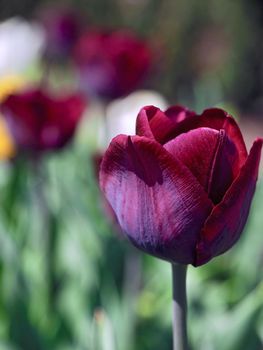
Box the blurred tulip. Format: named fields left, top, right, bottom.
left=0, top=17, right=45, bottom=77
left=100, top=106, right=262, bottom=266
left=39, top=6, right=84, bottom=62
left=74, top=30, right=152, bottom=99
left=1, top=88, right=86, bottom=153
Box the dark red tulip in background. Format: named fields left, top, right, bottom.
left=74, top=30, right=152, bottom=99
left=100, top=106, right=263, bottom=266
left=1, top=88, right=85, bottom=153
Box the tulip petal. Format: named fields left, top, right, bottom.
left=100, top=135, right=213, bottom=264
left=136, top=105, right=195, bottom=143
left=164, top=108, right=248, bottom=166
left=165, top=105, right=196, bottom=122
left=135, top=106, right=156, bottom=140
left=164, top=127, right=240, bottom=204
left=136, top=107, right=247, bottom=167
left=195, top=138, right=263, bottom=266
left=201, top=108, right=248, bottom=164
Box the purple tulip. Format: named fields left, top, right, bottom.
left=1, top=88, right=86, bottom=153
left=73, top=30, right=152, bottom=99
left=100, top=106, right=262, bottom=266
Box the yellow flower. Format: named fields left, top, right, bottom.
left=0, top=75, right=24, bottom=102
left=0, top=116, right=15, bottom=159
left=0, top=75, right=25, bottom=159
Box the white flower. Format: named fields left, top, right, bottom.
left=0, top=17, right=45, bottom=77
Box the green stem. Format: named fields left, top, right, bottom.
left=172, top=264, right=188, bottom=350
left=32, top=158, right=59, bottom=311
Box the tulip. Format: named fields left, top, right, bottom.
left=73, top=30, right=152, bottom=99
left=0, top=88, right=86, bottom=153
left=100, top=105, right=263, bottom=350
left=100, top=106, right=262, bottom=267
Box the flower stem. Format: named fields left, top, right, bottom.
left=32, top=158, right=59, bottom=312
left=172, top=263, right=188, bottom=350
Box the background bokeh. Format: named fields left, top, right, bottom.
left=0, top=1, right=263, bottom=349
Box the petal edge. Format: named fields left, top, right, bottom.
left=195, top=138, right=263, bottom=266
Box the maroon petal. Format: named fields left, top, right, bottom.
left=195, top=138, right=263, bottom=266
left=1, top=91, right=40, bottom=148
left=164, top=108, right=248, bottom=166
left=44, top=94, right=86, bottom=149
left=165, top=105, right=196, bottom=122
left=100, top=135, right=213, bottom=264
left=135, top=106, right=156, bottom=140
left=136, top=105, right=196, bottom=144
left=164, top=127, right=240, bottom=204
left=201, top=109, right=248, bottom=165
